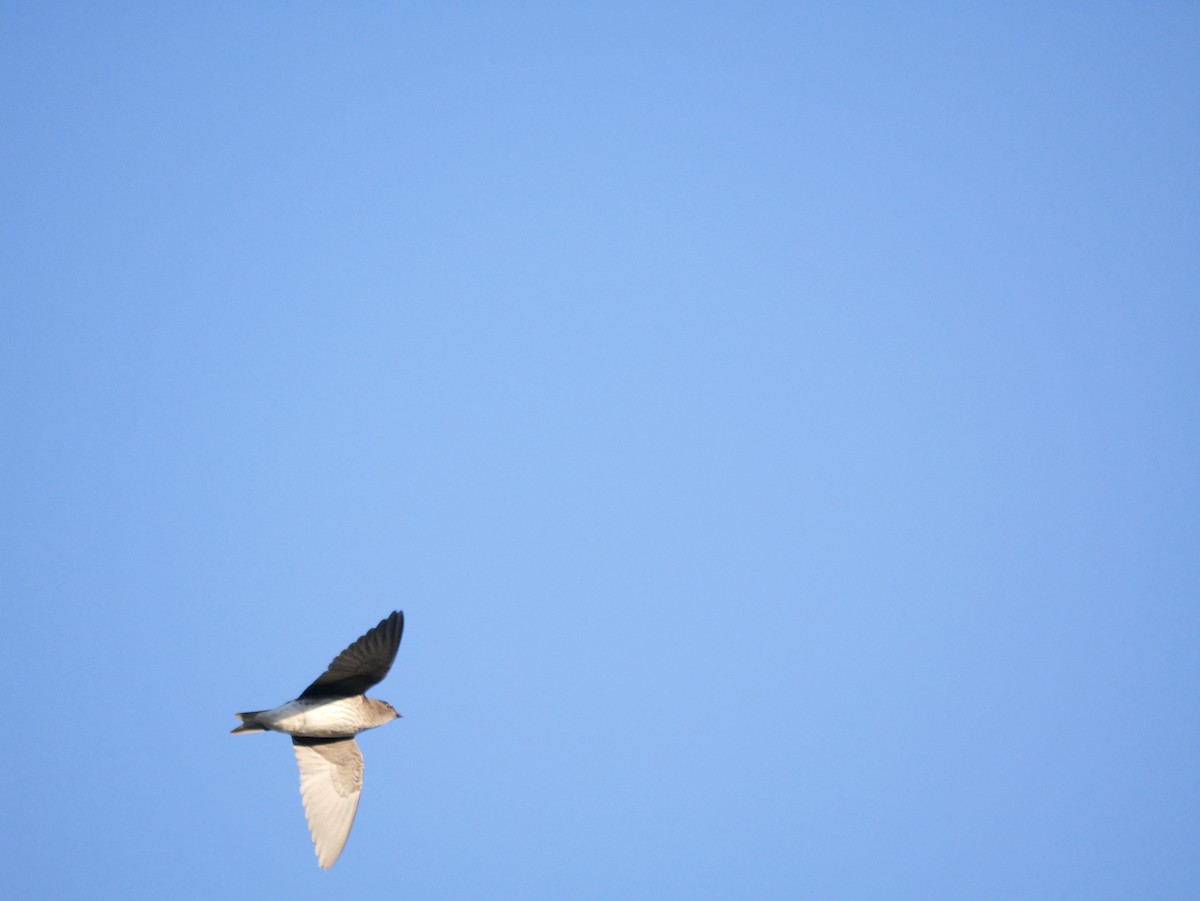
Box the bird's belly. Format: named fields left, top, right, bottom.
left=261, top=698, right=364, bottom=737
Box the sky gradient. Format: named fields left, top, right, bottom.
left=3, top=3, right=1199, bottom=899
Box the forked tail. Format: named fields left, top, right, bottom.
left=230, top=711, right=268, bottom=734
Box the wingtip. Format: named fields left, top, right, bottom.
left=387, top=610, right=404, bottom=639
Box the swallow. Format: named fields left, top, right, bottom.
left=232, top=610, right=404, bottom=868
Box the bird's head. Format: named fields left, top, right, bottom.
left=373, top=698, right=402, bottom=722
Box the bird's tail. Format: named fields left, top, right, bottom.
left=230, top=711, right=269, bottom=734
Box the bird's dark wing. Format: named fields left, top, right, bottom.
left=300, top=610, right=404, bottom=699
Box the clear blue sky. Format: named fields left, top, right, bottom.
left=3, top=3, right=1198, bottom=898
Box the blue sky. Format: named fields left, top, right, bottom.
left=3, top=3, right=1198, bottom=898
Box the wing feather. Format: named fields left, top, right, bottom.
left=293, top=736, right=364, bottom=869
left=300, top=610, right=404, bottom=699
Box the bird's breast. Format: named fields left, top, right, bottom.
left=261, top=697, right=367, bottom=737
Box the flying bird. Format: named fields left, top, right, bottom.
left=231, top=610, right=404, bottom=868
